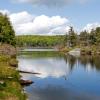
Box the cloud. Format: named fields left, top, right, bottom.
left=0, top=10, right=70, bottom=35
left=10, top=11, right=34, bottom=25
left=18, top=57, right=71, bottom=78
left=2, top=9, right=100, bottom=35
left=9, top=11, right=70, bottom=35
left=12, top=0, right=87, bottom=7
left=83, top=23, right=100, bottom=32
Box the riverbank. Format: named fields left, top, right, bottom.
left=80, top=46, right=100, bottom=55
left=59, top=46, right=100, bottom=56
left=0, top=44, right=26, bottom=100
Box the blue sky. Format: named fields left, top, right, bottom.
left=0, top=0, right=100, bottom=35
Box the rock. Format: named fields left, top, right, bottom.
left=20, top=79, right=33, bottom=86
left=7, top=77, right=13, bottom=79
left=97, top=52, right=100, bottom=55
left=9, top=59, right=18, bottom=67
left=0, top=44, right=16, bottom=56
left=0, top=80, right=6, bottom=87
left=0, top=81, right=5, bottom=85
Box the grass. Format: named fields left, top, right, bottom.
left=0, top=55, right=26, bottom=100
left=0, top=80, right=26, bottom=100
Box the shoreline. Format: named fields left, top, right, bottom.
left=0, top=44, right=26, bottom=100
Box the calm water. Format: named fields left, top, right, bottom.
left=17, top=49, right=100, bottom=100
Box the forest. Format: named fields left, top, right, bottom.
left=16, top=35, right=65, bottom=47
left=16, top=27, right=100, bottom=49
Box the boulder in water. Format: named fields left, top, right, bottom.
left=20, top=79, right=33, bottom=86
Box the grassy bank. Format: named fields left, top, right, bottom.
left=80, top=46, right=100, bottom=55
left=0, top=44, right=26, bottom=100
left=59, top=45, right=100, bottom=56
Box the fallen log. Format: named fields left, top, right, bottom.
left=19, top=70, right=41, bottom=75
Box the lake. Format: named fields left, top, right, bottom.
left=17, top=49, right=100, bottom=100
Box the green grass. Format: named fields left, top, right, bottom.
left=0, top=80, right=26, bottom=100
left=0, top=55, right=26, bottom=100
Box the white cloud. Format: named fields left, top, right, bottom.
left=0, top=10, right=70, bottom=35
left=49, top=26, right=70, bottom=35
left=10, top=11, right=34, bottom=25
left=18, top=58, right=71, bottom=78
left=9, top=11, right=70, bottom=35
left=1, top=9, right=99, bottom=35
left=83, top=23, right=100, bottom=32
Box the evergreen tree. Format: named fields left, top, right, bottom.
left=0, top=13, right=16, bottom=46
left=89, top=29, right=96, bottom=45
left=80, top=30, right=89, bottom=46
left=67, top=27, right=77, bottom=47
left=95, top=27, right=100, bottom=45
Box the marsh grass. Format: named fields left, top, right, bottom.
left=0, top=55, right=26, bottom=100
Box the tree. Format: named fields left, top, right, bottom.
left=89, top=29, right=96, bottom=45
left=80, top=30, right=89, bottom=46
left=67, top=27, right=77, bottom=47
left=0, top=13, right=16, bottom=46
left=95, top=27, right=100, bottom=45
left=63, top=33, right=68, bottom=46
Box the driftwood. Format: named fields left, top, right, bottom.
left=19, top=70, right=41, bottom=75
left=20, top=79, right=33, bottom=86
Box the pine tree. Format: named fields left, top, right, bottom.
left=89, top=29, right=96, bottom=45
left=80, top=30, right=89, bottom=46
left=0, top=13, right=16, bottom=46
left=95, top=27, right=100, bottom=45
left=67, top=27, right=77, bottom=47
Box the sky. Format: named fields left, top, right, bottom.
left=0, top=0, right=100, bottom=35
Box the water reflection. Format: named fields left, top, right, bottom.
left=26, top=85, right=100, bottom=100
left=79, top=55, right=100, bottom=71
left=18, top=52, right=71, bottom=78
left=17, top=50, right=100, bottom=100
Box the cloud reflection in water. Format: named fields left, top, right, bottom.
left=18, top=57, right=71, bottom=78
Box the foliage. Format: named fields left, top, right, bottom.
left=0, top=13, right=16, bottom=46
left=16, top=35, right=65, bottom=47
left=67, top=27, right=77, bottom=47
left=16, top=27, right=100, bottom=54
left=80, top=27, right=100, bottom=46
left=80, top=30, right=89, bottom=46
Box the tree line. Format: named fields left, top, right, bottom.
left=64, top=26, right=100, bottom=48
left=16, top=35, right=65, bottom=47
left=16, top=26, right=100, bottom=48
